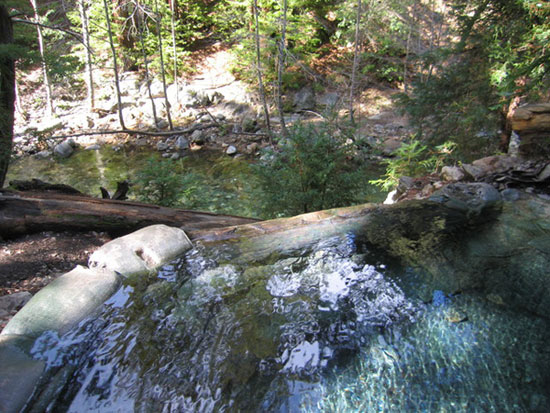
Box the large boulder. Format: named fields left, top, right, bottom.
left=88, top=224, right=193, bottom=277
left=0, top=336, right=45, bottom=413
left=1, top=266, right=121, bottom=338
left=510, top=103, right=550, bottom=156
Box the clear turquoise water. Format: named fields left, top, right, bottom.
left=28, top=235, right=550, bottom=412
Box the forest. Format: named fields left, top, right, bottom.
left=0, top=0, right=549, bottom=216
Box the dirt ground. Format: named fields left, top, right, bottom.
left=0, top=231, right=111, bottom=296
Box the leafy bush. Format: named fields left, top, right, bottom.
left=134, top=157, right=195, bottom=207
left=255, top=122, right=365, bottom=217
left=371, top=139, right=456, bottom=191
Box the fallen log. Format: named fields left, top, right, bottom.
left=0, top=190, right=259, bottom=239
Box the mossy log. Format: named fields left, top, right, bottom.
left=0, top=190, right=260, bottom=239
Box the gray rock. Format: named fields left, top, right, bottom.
left=33, top=150, right=52, bottom=159
left=0, top=336, right=45, bottom=413
left=157, top=141, right=169, bottom=151
left=171, top=152, right=181, bottom=160
left=293, top=86, right=316, bottom=110
left=135, top=137, right=148, bottom=146
left=191, top=129, right=205, bottom=144
left=501, top=188, right=522, bottom=202
left=318, top=92, right=340, bottom=108
left=162, top=152, right=172, bottom=158
left=397, top=176, right=415, bottom=193
left=226, top=145, right=237, bottom=155
left=0, top=292, right=32, bottom=315
left=429, top=182, right=502, bottom=219
left=85, top=144, right=101, bottom=151
left=88, top=224, right=193, bottom=278
left=156, top=119, right=169, bottom=130
left=441, top=166, right=465, bottom=182
left=53, top=141, right=74, bottom=158
left=537, top=163, right=550, bottom=181
left=1, top=266, right=121, bottom=338
left=175, top=136, right=189, bottom=150
left=461, top=163, right=485, bottom=180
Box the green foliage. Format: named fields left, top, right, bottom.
left=255, top=122, right=365, bottom=217
left=134, top=157, right=195, bottom=207
left=371, top=139, right=457, bottom=191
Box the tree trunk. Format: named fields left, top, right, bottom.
left=30, top=0, right=55, bottom=117
left=253, top=0, right=272, bottom=137
left=137, top=2, right=159, bottom=126
left=349, top=0, right=362, bottom=125
left=276, top=0, right=288, bottom=137
left=0, top=5, right=15, bottom=189
left=0, top=191, right=259, bottom=239
left=78, top=0, right=94, bottom=111
left=154, top=0, right=174, bottom=130
left=103, top=0, right=126, bottom=130
left=170, top=0, right=179, bottom=103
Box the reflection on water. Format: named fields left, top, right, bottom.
left=28, top=235, right=550, bottom=412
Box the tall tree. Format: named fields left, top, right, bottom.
left=253, top=0, right=271, bottom=136
left=30, top=0, right=54, bottom=117
left=276, top=0, right=288, bottom=137
left=154, top=0, right=173, bottom=130
left=103, top=0, right=126, bottom=129
left=0, top=5, right=15, bottom=188
left=78, top=0, right=94, bottom=111
left=349, top=0, right=362, bottom=124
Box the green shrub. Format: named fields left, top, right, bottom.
left=134, top=157, right=195, bottom=207
left=255, top=122, right=365, bottom=217
left=371, top=139, right=457, bottom=191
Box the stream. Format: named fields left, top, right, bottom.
left=27, top=234, right=550, bottom=412
left=7, top=146, right=387, bottom=219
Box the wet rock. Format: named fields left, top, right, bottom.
left=1, top=266, right=121, bottom=338
left=429, top=182, right=502, bottom=219
left=88, top=224, right=193, bottom=277
left=226, top=145, right=237, bottom=155
left=0, top=336, right=45, bottom=413
left=53, top=141, right=74, bottom=158
left=441, top=166, right=465, bottom=182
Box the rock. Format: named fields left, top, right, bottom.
left=537, top=163, right=550, bottom=181
left=226, top=145, right=238, bottom=155
left=33, top=150, right=51, bottom=159
left=85, top=144, right=101, bottom=151
left=157, top=141, right=169, bottom=151
left=0, top=336, right=45, bottom=413
left=156, top=119, right=168, bottom=130
left=191, top=129, right=205, bottom=144
left=318, top=92, right=340, bottom=108
left=175, top=136, right=189, bottom=150
left=381, top=137, right=402, bottom=155
left=501, top=188, right=522, bottom=202
left=0, top=292, right=32, bottom=315
left=461, top=163, right=485, bottom=180
left=397, top=176, right=415, bottom=193
left=246, top=142, right=259, bottom=154
left=1, top=266, right=121, bottom=338
left=53, top=141, right=74, bottom=158
left=88, top=224, right=193, bottom=278
left=511, top=103, right=550, bottom=132
left=135, top=137, right=148, bottom=146
left=293, top=86, right=316, bottom=110
left=162, top=152, right=171, bottom=158
left=171, top=153, right=181, bottom=160
left=429, top=182, right=502, bottom=220
left=441, top=166, right=465, bottom=182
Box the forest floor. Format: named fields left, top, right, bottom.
left=2, top=44, right=410, bottom=328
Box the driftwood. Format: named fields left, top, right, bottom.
left=0, top=190, right=259, bottom=239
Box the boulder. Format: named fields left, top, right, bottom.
left=175, top=136, right=189, bottom=151
left=0, top=292, right=32, bottom=317
left=293, top=86, right=316, bottom=110
left=53, top=141, right=74, bottom=158
left=511, top=103, right=550, bottom=132
left=88, top=224, right=193, bottom=277
left=0, top=336, right=45, bottom=413
left=441, top=166, right=465, bottom=182
left=1, top=266, right=121, bottom=338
